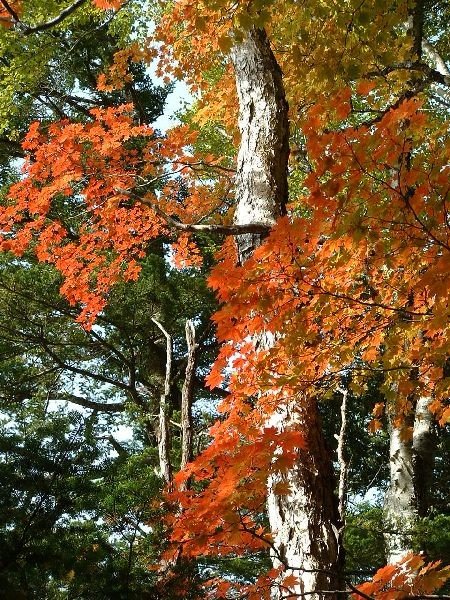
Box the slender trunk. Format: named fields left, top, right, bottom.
left=180, top=319, right=196, bottom=474
left=382, top=15, right=439, bottom=549
left=231, top=27, right=340, bottom=599
left=337, top=389, right=349, bottom=555
left=384, top=408, right=416, bottom=564
left=152, top=318, right=173, bottom=487
left=383, top=396, right=435, bottom=563
left=412, top=396, right=435, bottom=518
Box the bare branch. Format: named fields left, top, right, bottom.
left=345, top=580, right=375, bottom=600
left=177, top=159, right=236, bottom=174
left=39, top=339, right=134, bottom=394
left=96, top=434, right=129, bottom=456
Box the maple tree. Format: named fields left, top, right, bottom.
left=1, top=0, right=450, bottom=598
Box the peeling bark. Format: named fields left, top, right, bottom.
left=267, top=402, right=341, bottom=599
left=231, top=27, right=340, bottom=599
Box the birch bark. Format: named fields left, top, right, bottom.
left=382, top=8, right=441, bottom=555
left=231, top=28, right=340, bottom=599
left=384, top=397, right=435, bottom=563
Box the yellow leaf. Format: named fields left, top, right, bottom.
left=218, top=35, right=233, bottom=53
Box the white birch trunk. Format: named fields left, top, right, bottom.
left=231, top=28, right=340, bottom=599
left=384, top=396, right=435, bottom=563
left=267, top=402, right=341, bottom=599
left=384, top=412, right=416, bottom=564
left=412, top=396, right=435, bottom=518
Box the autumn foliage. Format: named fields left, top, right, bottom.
left=357, top=554, right=450, bottom=600
left=0, top=0, right=21, bottom=26
left=1, top=0, right=450, bottom=598
left=0, top=104, right=223, bottom=325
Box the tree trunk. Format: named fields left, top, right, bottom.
left=412, top=396, right=435, bottom=518
left=151, top=318, right=173, bottom=487
left=267, top=401, right=341, bottom=599
left=382, top=19, right=441, bottom=552
left=231, top=28, right=341, bottom=599
left=384, top=396, right=435, bottom=563
left=231, top=27, right=288, bottom=263
left=180, top=320, right=196, bottom=474
left=384, top=408, right=416, bottom=564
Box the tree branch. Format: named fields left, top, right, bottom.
left=21, top=0, right=87, bottom=35
left=38, top=338, right=134, bottom=394
left=105, top=434, right=129, bottom=456
left=0, top=0, right=20, bottom=22
left=49, top=393, right=126, bottom=413
left=365, top=62, right=450, bottom=87
left=422, top=39, right=450, bottom=77
left=408, top=0, right=424, bottom=61
left=115, top=188, right=272, bottom=236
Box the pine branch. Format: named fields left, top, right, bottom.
left=49, top=393, right=126, bottom=413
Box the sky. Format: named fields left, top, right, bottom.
left=148, top=55, right=192, bottom=133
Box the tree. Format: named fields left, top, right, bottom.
left=0, top=245, right=221, bottom=597
left=1, top=0, right=450, bottom=599
left=0, top=398, right=162, bottom=599
left=0, top=2, right=218, bottom=596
